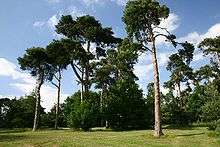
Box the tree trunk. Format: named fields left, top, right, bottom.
left=176, top=82, right=183, bottom=107
left=84, top=65, right=89, bottom=93
left=70, top=62, right=84, bottom=101
left=81, top=68, right=84, bottom=102
left=100, top=88, right=104, bottom=126
left=55, top=70, right=61, bottom=130
left=84, top=41, right=91, bottom=93
left=151, top=39, right=163, bottom=137
left=33, top=74, right=44, bottom=131
left=217, top=53, right=220, bottom=68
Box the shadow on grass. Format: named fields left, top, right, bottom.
left=163, top=125, right=194, bottom=130
left=0, top=134, right=25, bottom=142
left=90, top=127, right=153, bottom=132
left=0, top=129, right=27, bottom=134
left=176, top=132, right=205, bottom=137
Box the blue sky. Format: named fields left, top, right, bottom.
left=1, top=0, right=220, bottom=111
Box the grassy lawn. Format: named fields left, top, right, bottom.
left=0, top=127, right=219, bottom=147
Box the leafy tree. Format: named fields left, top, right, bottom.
left=198, top=36, right=220, bottom=67
left=0, top=94, right=44, bottom=128
left=18, top=47, right=52, bottom=131
left=93, top=39, right=151, bottom=130
left=123, top=0, right=176, bottom=137
left=200, top=82, right=220, bottom=122
left=93, top=39, right=143, bottom=127
left=165, top=42, right=195, bottom=108
left=64, top=91, right=100, bottom=131
left=56, top=15, right=120, bottom=101
left=41, top=104, right=67, bottom=128
left=145, top=83, right=158, bottom=127
left=46, top=39, right=78, bottom=129
left=186, top=85, right=205, bottom=122
left=105, top=79, right=148, bottom=130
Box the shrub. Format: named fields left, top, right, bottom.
left=64, top=91, right=100, bottom=131
left=207, top=119, right=220, bottom=131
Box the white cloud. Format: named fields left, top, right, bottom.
left=81, top=0, right=128, bottom=6
left=0, top=58, right=69, bottom=111
left=177, top=23, right=220, bottom=62
left=160, top=86, right=169, bottom=95
left=155, top=13, right=180, bottom=45
left=134, top=52, right=172, bottom=82
left=47, top=14, right=60, bottom=30
left=159, top=13, right=180, bottom=32
left=46, top=0, right=61, bottom=3
left=33, top=6, right=84, bottom=38
left=178, top=23, right=220, bottom=45
left=33, top=21, right=46, bottom=28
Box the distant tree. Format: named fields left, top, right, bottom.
left=93, top=39, right=147, bottom=129
left=46, top=39, right=78, bottom=129
left=63, top=91, right=100, bottom=131
left=0, top=94, right=44, bottom=128
left=145, top=83, right=155, bottom=127
left=123, top=0, right=176, bottom=137
left=198, top=36, right=220, bottom=67
left=56, top=15, right=120, bottom=101
left=164, top=42, right=195, bottom=108
left=18, top=47, right=52, bottom=131
left=41, top=104, right=67, bottom=128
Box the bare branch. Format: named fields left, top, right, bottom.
left=143, top=45, right=153, bottom=52
left=51, top=81, right=59, bottom=88
left=155, top=26, right=172, bottom=36
left=73, top=63, right=83, bottom=73
left=70, top=62, right=83, bottom=82
left=154, top=33, right=168, bottom=39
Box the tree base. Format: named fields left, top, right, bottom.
left=154, top=130, right=164, bottom=138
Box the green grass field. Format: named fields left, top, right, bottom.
left=0, top=127, right=219, bottom=147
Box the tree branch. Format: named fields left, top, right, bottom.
left=51, top=81, right=59, bottom=88
left=154, top=33, right=168, bottom=39
left=70, top=62, right=83, bottom=82
left=73, top=63, right=83, bottom=73
left=143, top=45, right=153, bottom=52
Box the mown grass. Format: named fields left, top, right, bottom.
left=0, top=127, right=219, bottom=147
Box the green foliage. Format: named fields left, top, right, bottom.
left=123, top=0, right=169, bottom=39
left=198, top=36, right=220, bottom=55
left=207, top=119, right=220, bottom=132
left=202, top=99, right=220, bottom=122
left=165, top=42, right=195, bottom=91
left=55, top=15, right=120, bottom=92
left=18, top=47, right=52, bottom=78
left=105, top=79, right=150, bottom=130
left=64, top=92, right=100, bottom=131
left=161, top=92, right=193, bottom=126
left=40, top=104, right=67, bottom=128
left=0, top=94, right=44, bottom=128
left=93, top=39, right=150, bottom=130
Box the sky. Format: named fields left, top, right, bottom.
left=1, top=0, right=220, bottom=111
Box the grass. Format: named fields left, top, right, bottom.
left=0, top=127, right=219, bottom=147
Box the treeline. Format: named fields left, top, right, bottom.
left=0, top=0, right=220, bottom=137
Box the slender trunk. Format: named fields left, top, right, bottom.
left=55, top=70, right=61, bottom=130
left=151, top=38, right=163, bottom=137
left=33, top=74, right=43, bottom=131
left=84, top=41, right=90, bottom=93
left=85, top=65, right=89, bottom=93
left=100, top=88, right=104, bottom=126
left=176, top=82, right=183, bottom=108
left=217, top=53, right=220, bottom=68
left=81, top=68, right=84, bottom=102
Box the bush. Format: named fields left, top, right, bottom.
left=105, top=79, right=150, bottom=130
left=64, top=91, right=100, bottom=131
left=207, top=119, right=220, bottom=131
